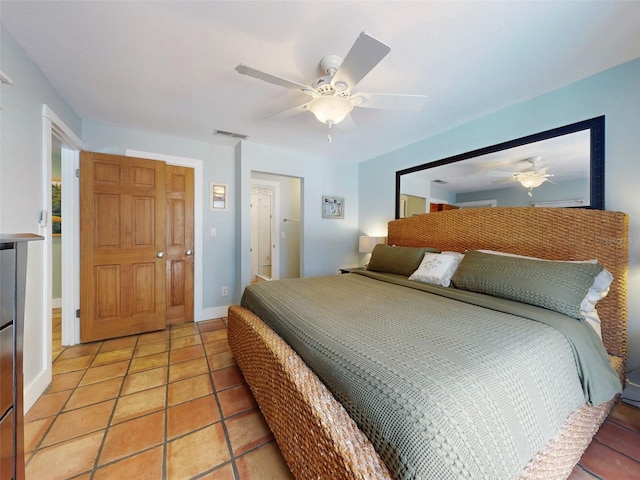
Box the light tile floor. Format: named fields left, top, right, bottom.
left=25, top=310, right=294, bottom=480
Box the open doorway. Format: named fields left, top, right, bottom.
left=250, top=172, right=302, bottom=283
left=250, top=182, right=277, bottom=282
left=50, top=136, right=63, bottom=361
left=43, top=106, right=84, bottom=353
left=24, top=105, right=84, bottom=412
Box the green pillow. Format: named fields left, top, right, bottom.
left=367, top=244, right=440, bottom=277
left=451, top=250, right=604, bottom=319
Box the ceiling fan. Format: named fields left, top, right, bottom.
left=486, top=157, right=556, bottom=195
left=235, top=32, right=427, bottom=135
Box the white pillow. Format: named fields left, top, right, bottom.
left=409, top=251, right=464, bottom=287
left=578, top=268, right=613, bottom=339
left=476, top=249, right=612, bottom=338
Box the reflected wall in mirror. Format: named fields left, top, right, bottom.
left=395, top=116, right=604, bottom=218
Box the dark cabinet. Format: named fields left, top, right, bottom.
left=0, top=234, right=42, bottom=480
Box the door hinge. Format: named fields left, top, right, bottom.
left=75, top=168, right=80, bottom=178
left=75, top=308, right=80, bottom=318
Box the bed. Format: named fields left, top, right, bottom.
left=228, top=207, right=628, bottom=480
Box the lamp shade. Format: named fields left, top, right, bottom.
left=307, top=96, right=354, bottom=125
left=359, top=236, right=386, bottom=254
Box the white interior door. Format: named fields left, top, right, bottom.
left=250, top=191, right=273, bottom=280
left=250, top=181, right=280, bottom=281
left=257, top=193, right=272, bottom=278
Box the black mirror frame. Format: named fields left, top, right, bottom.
left=395, top=116, right=605, bottom=219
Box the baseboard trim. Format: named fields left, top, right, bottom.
left=23, top=367, right=52, bottom=413
left=196, top=306, right=229, bottom=322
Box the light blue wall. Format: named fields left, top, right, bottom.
left=359, top=57, right=640, bottom=371
left=1, top=25, right=81, bottom=232
left=1, top=25, right=82, bottom=402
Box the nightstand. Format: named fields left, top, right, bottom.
left=339, top=267, right=365, bottom=274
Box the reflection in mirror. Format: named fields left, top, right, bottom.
left=395, top=116, right=604, bottom=218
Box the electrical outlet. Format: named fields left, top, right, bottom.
left=221, top=286, right=228, bottom=296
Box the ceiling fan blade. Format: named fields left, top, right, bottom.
left=353, top=92, right=427, bottom=111
left=235, top=64, right=312, bottom=92
left=485, top=170, right=517, bottom=177
left=493, top=177, right=516, bottom=184
left=331, top=32, right=391, bottom=89
left=264, top=102, right=309, bottom=121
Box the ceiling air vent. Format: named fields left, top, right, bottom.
left=213, top=129, right=248, bottom=140
left=433, top=179, right=448, bottom=184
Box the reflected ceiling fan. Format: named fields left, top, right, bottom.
left=235, top=32, right=427, bottom=139
left=486, top=157, right=556, bottom=196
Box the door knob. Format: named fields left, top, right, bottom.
left=185, top=249, right=193, bottom=256
left=156, top=251, right=164, bottom=258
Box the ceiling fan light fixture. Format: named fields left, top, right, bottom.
left=307, top=96, right=354, bottom=126
left=515, top=173, right=547, bottom=189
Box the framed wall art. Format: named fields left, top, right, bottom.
left=210, top=183, right=228, bottom=211
left=322, top=195, right=344, bottom=219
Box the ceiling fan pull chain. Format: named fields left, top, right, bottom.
left=327, top=122, right=333, bottom=143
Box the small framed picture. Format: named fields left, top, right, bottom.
left=322, top=196, right=344, bottom=219
left=210, top=183, right=228, bottom=211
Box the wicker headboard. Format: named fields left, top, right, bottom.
left=388, top=207, right=628, bottom=363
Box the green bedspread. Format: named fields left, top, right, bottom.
left=241, top=272, right=621, bottom=480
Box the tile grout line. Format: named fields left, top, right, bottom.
left=25, top=339, right=106, bottom=472
left=574, top=464, right=606, bottom=480
left=163, top=328, right=172, bottom=480
left=201, top=320, right=242, bottom=479
left=28, top=316, right=290, bottom=479
left=90, top=326, right=230, bottom=477
left=604, top=415, right=640, bottom=436
left=88, top=334, right=141, bottom=478
left=592, top=435, right=640, bottom=465
left=90, top=331, right=177, bottom=476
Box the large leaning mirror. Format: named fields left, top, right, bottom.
left=395, top=116, right=604, bottom=218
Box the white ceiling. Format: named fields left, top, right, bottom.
left=2, top=1, right=640, bottom=163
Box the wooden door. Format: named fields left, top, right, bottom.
left=165, top=165, right=194, bottom=324
left=80, top=152, right=166, bottom=342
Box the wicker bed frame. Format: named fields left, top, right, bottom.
left=228, top=207, right=628, bottom=480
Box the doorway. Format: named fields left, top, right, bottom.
left=250, top=172, right=302, bottom=283
left=50, top=136, right=63, bottom=360
left=250, top=183, right=276, bottom=282
left=28, top=105, right=84, bottom=413
left=49, top=117, right=83, bottom=347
